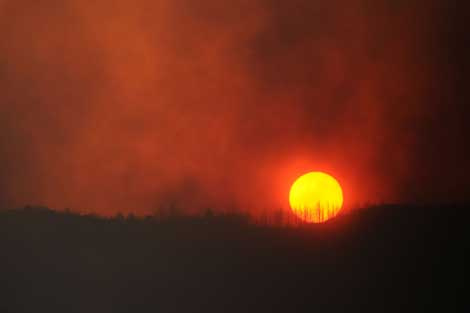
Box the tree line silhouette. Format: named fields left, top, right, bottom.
left=0, top=203, right=466, bottom=312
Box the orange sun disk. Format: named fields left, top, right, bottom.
left=289, top=172, right=344, bottom=223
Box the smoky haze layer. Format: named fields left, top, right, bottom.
left=0, top=0, right=468, bottom=215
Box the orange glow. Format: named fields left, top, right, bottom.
left=289, top=172, right=343, bottom=223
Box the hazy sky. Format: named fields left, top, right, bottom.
left=1, top=0, right=468, bottom=215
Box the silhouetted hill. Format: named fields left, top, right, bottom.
left=0, top=205, right=467, bottom=312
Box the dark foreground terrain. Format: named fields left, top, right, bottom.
left=0, top=205, right=467, bottom=312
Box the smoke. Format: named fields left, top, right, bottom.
left=0, top=0, right=468, bottom=214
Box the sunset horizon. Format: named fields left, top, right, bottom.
left=1, top=0, right=468, bottom=312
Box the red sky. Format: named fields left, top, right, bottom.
left=1, top=0, right=469, bottom=215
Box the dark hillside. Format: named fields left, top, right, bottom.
left=0, top=205, right=467, bottom=312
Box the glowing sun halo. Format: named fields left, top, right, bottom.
left=289, top=172, right=344, bottom=223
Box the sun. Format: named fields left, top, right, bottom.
left=289, top=172, right=343, bottom=223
